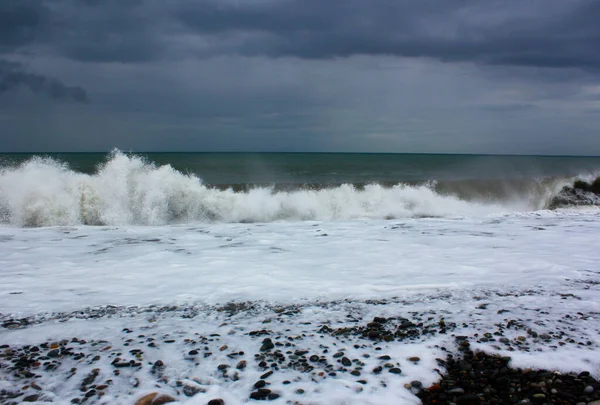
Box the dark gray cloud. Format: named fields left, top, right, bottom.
left=0, top=0, right=44, bottom=51
left=3, top=0, right=600, bottom=70
left=0, top=59, right=87, bottom=102
left=173, top=0, right=600, bottom=69
left=1, top=0, right=600, bottom=154
left=0, top=1, right=88, bottom=102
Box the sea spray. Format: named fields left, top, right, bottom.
left=0, top=151, right=594, bottom=227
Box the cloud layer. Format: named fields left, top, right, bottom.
left=4, top=0, right=597, bottom=68
left=0, top=0, right=599, bottom=153
left=0, top=59, right=87, bottom=102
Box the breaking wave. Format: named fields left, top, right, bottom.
left=0, top=152, right=596, bottom=227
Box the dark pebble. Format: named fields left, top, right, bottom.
left=411, top=381, right=422, bottom=388
left=418, top=351, right=600, bottom=405
left=260, top=339, right=275, bottom=351
left=456, top=394, right=481, bottom=405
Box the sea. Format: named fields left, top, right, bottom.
left=1, top=151, right=600, bottom=404
left=1, top=151, right=600, bottom=226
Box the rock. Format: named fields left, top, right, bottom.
left=207, top=400, right=225, bottom=405
left=548, top=182, right=600, bottom=209
left=47, top=349, right=60, bottom=358
left=151, top=360, right=165, bottom=375
left=260, top=338, right=274, bottom=351
left=448, top=387, right=465, bottom=395
left=183, top=383, right=203, bottom=397
left=456, top=394, right=481, bottom=405
left=408, top=356, right=420, bottom=362
left=341, top=357, right=352, bottom=367
left=254, top=380, right=267, bottom=389
left=250, top=389, right=272, bottom=400
left=531, top=393, right=546, bottom=402
left=368, top=330, right=380, bottom=339
left=23, top=394, right=40, bottom=402
left=389, top=368, right=402, bottom=375
left=584, top=385, right=594, bottom=394
left=428, top=384, right=441, bottom=392
left=135, top=393, right=176, bottom=405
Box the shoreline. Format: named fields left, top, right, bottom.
left=2, top=298, right=599, bottom=405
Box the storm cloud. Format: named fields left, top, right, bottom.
left=0, top=59, right=87, bottom=102
left=0, top=0, right=599, bottom=153
left=3, top=0, right=596, bottom=69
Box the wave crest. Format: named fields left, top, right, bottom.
left=0, top=151, right=594, bottom=227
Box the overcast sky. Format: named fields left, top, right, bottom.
left=1, top=0, right=599, bottom=154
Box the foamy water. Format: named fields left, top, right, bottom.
left=2, top=211, right=600, bottom=404
left=0, top=152, right=582, bottom=227
left=1, top=152, right=600, bottom=404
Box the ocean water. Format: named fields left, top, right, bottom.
left=1, top=151, right=600, bottom=227
left=1, top=152, right=600, bottom=404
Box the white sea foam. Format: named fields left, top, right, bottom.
left=0, top=152, right=576, bottom=227
left=1, top=212, right=600, bottom=404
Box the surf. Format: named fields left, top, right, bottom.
left=0, top=151, right=597, bottom=227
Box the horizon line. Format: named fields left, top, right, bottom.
left=2, top=151, right=600, bottom=158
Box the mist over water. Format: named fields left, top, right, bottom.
left=0, top=151, right=599, bottom=227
